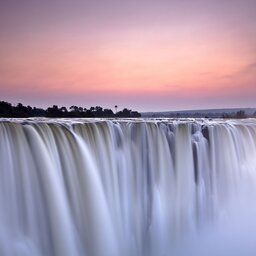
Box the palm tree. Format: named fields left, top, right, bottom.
left=115, top=105, right=118, bottom=114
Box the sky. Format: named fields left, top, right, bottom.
left=0, top=0, right=256, bottom=112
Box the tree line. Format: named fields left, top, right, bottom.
left=0, top=101, right=141, bottom=118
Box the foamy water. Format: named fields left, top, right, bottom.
left=0, top=118, right=256, bottom=256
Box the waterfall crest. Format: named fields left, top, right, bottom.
left=1, top=119, right=256, bottom=256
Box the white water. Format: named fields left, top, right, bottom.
left=1, top=118, right=256, bottom=256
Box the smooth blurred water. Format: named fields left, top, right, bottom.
left=1, top=118, right=256, bottom=256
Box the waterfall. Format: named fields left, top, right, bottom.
left=1, top=118, right=256, bottom=256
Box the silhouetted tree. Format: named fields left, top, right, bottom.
left=0, top=100, right=141, bottom=118
left=103, top=109, right=114, bottom=117
left=47, top=105, right=63, bottom=117
left=116, top=108, right=131, bottom=117
left=70, top=105, right=78, bottom=112
left=14, top=103, right=33, bottom=117
left=0, top=101, right=13, bottom=117
left=32, top=107, right=46, bottom=117
left=60, top=107, right=68, bottom=113
left=131, top=111, right=141, bottom=117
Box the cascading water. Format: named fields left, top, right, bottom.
left=1, top=118, right=256, bottom=256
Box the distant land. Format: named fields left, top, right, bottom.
left=1, top=100, right=256, bottom=119
left=142, top=108, right=256, bottom=118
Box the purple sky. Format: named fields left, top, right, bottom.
left=0, top=0, right=256, bottom=111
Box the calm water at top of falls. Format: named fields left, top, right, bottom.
left=0, top=118, right=256, bottom=256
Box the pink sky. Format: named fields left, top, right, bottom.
left=0, top=0, right=255, bottom=112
